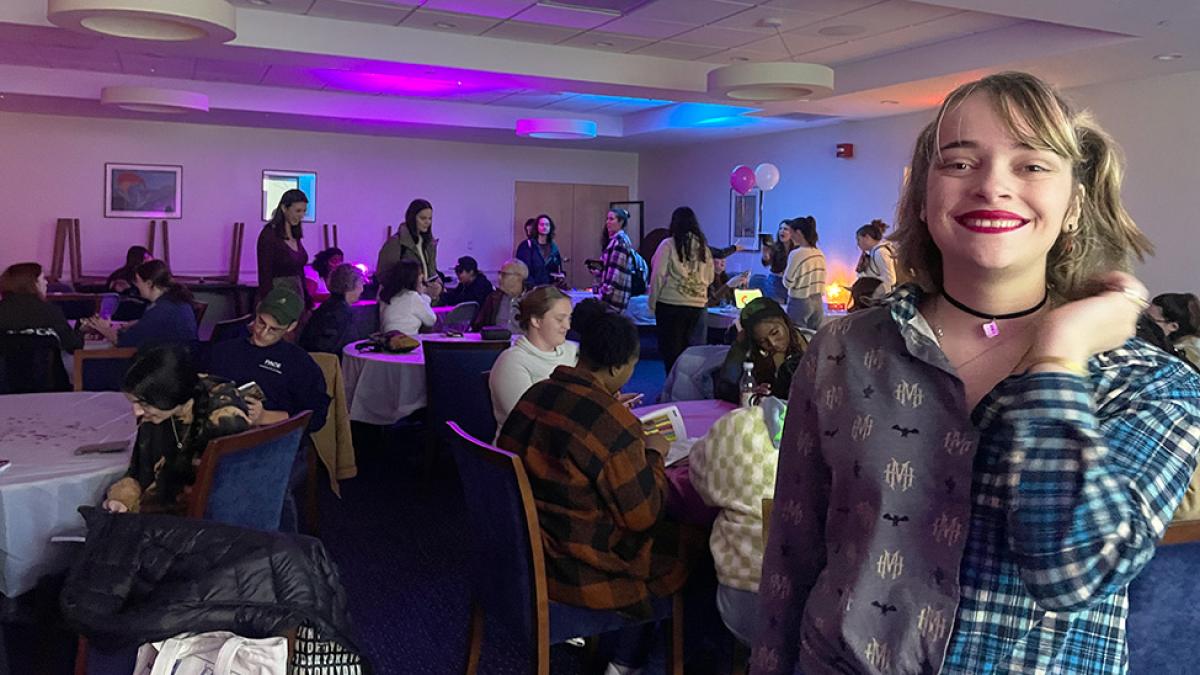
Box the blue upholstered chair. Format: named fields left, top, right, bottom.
left=46, top=293, right=102, bottom=321
left=423, top=339, right=508, bottom=449
left=187, top=411, right=312, bottom=531
left=446, top=422, right=683, bottom=675
left=0, top=333, right=70, bottom=394
left=73, top=347, right=137, bottom=392
left=1127, top=521, right=1200, bottom=672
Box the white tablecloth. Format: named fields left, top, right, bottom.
left=0, top=391, right=135, bottom=597
left=341, top=333, right=513, bottom=426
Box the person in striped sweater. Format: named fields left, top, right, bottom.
left=782, top=215, right=827, bottom=331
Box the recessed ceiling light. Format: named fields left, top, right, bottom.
left=516, top=118, right=597, bottom=140
left=433, top=21, right=457, bottom=29
left=708, top=62, right=834, bottom=102
left=47, top=0, right=237, bottom=43
left=594, top=41, right=614, bottom=47
left=101, top=85, right=209, bottom=113
left=880, top=99, right=899, bottom=105
left=1154, top=53, right=1183, bottom=61
left=818, top=24, right=866, bottom=37
left=248, top=0, right=269, bottom=6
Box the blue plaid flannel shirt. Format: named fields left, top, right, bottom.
left=752, top=285, right=1200, bottom=674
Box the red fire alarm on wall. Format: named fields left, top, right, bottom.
left=836, top=143, right=854, bottom=158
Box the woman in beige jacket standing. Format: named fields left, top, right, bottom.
left=649, top=206, right=713, bottom=375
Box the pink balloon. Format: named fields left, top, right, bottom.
left=730, top=165, right=757, bottom=195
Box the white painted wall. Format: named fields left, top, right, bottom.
left=0, top=112, right=637, bottom=280
left=638, top=69, right=1200, bottom=297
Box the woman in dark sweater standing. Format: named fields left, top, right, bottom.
left=375, top=198, right=442, bottom=303
left=760, top=220, right=796, bottom=305
left=257, top=189, right=310, bottom=304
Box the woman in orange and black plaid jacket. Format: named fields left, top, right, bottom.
left=496, top=300, right=689, bottom=625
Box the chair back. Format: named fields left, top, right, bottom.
left=111, top=297, right=147, bottom=321
left=444, top=301, right=480, bottom=333
left=423, top=339, right=507, bottom=443
left=0, top=333, right=69, bottom=394
left=210, top=314, right=251, bottom=344
left=187, top=411, right=311, bottom=531
left=74, top=347, right=138, bottom=392
left=46, top=293, right=102, bottom=321
left=191, top=301, right=209, bottom=326
left=1128, top=532, right=1200, bottom=673
left=446, top=422, right=547, bottom=652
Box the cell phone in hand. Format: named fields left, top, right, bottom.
left=237, top=381, right=265, bottom=401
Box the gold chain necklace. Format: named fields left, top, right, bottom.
left=170, top=418, right=184, bottom=450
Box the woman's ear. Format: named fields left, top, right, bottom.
left=1066, top=183, right=1087, bottom=225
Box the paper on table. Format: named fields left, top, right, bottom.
left=638, top=405, right=687, bottom=443
left=664, top=437, right=697, bottom=467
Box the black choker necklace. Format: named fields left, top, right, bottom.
left=941, top=288, right=1048, bottom=339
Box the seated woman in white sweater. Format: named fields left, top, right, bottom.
left=378, top=259, right=436, bottom=335
left=489, top=285, right=578, bottom=429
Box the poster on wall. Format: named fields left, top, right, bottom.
left=104, top=163, right=182, bottom=218
left=262, top=170, right=317, bottom=222
left=729, top=189, right=761, bottom=250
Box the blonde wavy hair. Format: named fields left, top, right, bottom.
left=891, top=71, right=1152, bottom=302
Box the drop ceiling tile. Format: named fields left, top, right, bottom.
left=420, top=0, right=533, bottom=19
left=119, top=53, right=196, bottom=78
left=788, top=0, right=960, bottom=40
left=511, top=3, right=618, bottom=30
left=307, top=0, right=413, bottom=25
left=194, top=58, right=272, bottom=84
left=807, top=11, right=1023, bottom=65
left=402, top=8, right=504, bottom=34
left=738, top=31, right=840, bottom=57
left=490, top=91, right=574, bottom=108
left=542, top=94, right=618, bottom=112
left=708, top=5, right=829, bottom=32
left=259, top=65, right=331, bottom=90
left=629, top=40, right=726, bottom=60
left=451, top=88, right=525, bottom=103
left=623, top=0, right=752, bottom=25
left=557, top=30, right=654, bottom=52
left=35, top=46, right=122, bottom=72
left=588, top=15, right=694, bottom=39
left=756, top=0, right=877, bottom=13
left=671, top=25, right=770, bottom=48
left=481, top=20, right=582, bottom=43
left=227, top=0, right=317, bottom=15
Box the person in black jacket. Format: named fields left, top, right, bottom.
left=0, top=262, right=83, bottom=353
left=300, top=263, right=365, bottom=355
left=441, top=256, right=494, bottom=307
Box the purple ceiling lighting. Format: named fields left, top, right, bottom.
left=311, top=69, right=508, bottom=97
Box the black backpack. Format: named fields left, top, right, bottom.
left=629, top=249, right=649, bottom=296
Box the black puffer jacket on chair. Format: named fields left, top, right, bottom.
left=60, top=507, right=366, bottom=667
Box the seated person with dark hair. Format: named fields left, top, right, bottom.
left=715, top=297, right=809, bottom=404
left=441, top=256, right=494, bottom=307
left=104, top=344, right=250, bottom=514
left=85, top=260, right=197, bottom=349
left=497, top=298, right=691, bottom=674
left=707, top=247, right=749, bottom=307
left=208, top=285, right=329, bottom=530
left=0, top=261, right=83, bottom=354
left=107, top=245, right=152, bottom=295
left=305, top=247, right=344, bottom=300
left=848, top=276, right=885, bottom=313
left=300, top=263, right=365, bottom=355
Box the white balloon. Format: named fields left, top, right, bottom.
left=755, top=163, right=780, bottom=191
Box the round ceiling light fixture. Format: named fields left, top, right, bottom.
left=48, top=0, right=236, bottom=43
left=515, top=118, right=597, bottom=140
left=101, top=86, right=210, bottom=113
left=707, top=62, right=834, bottom=101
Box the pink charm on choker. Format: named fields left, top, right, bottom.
left=941, top=288, right=1048, bottom=341
left=982, top=320, right=1000, bottom=339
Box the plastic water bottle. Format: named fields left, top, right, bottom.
left=739, top=361, right=756, bottom=408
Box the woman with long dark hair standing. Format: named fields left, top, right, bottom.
left=649, top=206, right=713, bottom=375
left=782, top=215, right=826, bottom=331
left=760, top=220, right=796, bottom=304
left=515, top=213, right=565, bottom=287
left=376, top=198, right=441, bottom=303
left=257, top=189, right=310, bottom=303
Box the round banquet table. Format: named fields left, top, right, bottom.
left=633, top=399, right=736, bottom=525
left=341, top=332, right=513, bottom=426
left=0, top=391, right=135, bottom=597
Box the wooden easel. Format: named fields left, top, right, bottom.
left=48, top=217, right=81, bottom=283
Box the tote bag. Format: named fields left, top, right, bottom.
left=133, top=631, right=288, bottom=675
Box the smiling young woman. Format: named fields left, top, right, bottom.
left=752, top=72, right=1200, bottom=675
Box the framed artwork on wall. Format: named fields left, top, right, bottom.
left=609, top=200, right=644, bottom=247
left=729, top=189, right=761, bottom=250
left=262, top=170, right=317, bottom=222
left=104, top=163, right=182, bottom=218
